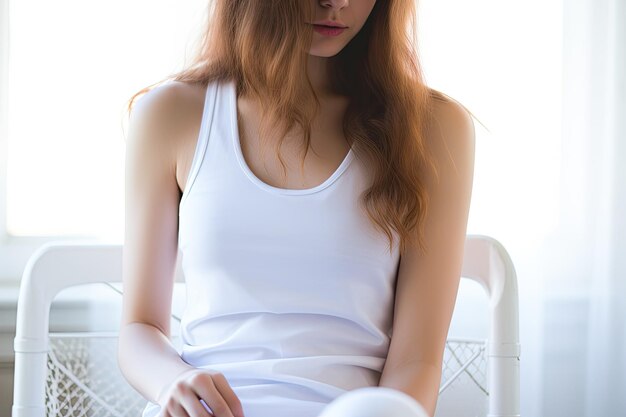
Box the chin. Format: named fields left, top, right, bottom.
left=308, top=47, right=343, bottom=58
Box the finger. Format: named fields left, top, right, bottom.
left=178, top=387, right=214, bottom=417
left=210, top=373, right=245, bottom=417
left=200, top=399, right=215, bottom=416
left=166, top=401, right=191, bottom=417
left=189, top=373, right=235, bottom=417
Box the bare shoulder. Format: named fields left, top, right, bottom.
left=424, top=90, right=476, bottom=180
left=127, top=81, right=206, bottom=163
left=127, top=81, right=207, bottom=190
left=131, top=80, right=206, bottom=121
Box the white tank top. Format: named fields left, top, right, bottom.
left=142, top=79, right=401, bottom=417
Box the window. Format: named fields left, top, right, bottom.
left=0, top=0, right=208, bottom=280
left=6, top=0, right=209, bottom=238
left=419, top=0, right=562, bottom=248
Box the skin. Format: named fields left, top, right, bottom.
left=118, top=1, right=475, bottom=417
left=233, top=0, right=377, bottom=190
left=306, top=0, right=377, bottom=95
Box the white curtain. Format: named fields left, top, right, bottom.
left=419, top=0, right=625, bottom=414
left=536, top=0, right=625, bottom=415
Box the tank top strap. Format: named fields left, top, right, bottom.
left=178, top=80, right=219, bottom=211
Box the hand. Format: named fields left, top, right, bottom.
left=157, top=368, right=245, bottom=417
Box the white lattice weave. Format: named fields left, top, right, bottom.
left=46, top=333, right=146, bottom=417
left=436, top=338, right=488, bottom=417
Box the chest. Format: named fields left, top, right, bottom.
left=176, top=91, right=352, bottom=194
left=236, top=123, right=352, bottom=192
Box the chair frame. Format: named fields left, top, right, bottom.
left=12, top=234, right=520, bottom=417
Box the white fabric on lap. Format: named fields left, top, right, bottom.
left=318, top=387, right=429, bottom=417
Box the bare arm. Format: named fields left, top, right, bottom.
left=117, top=82, right=244, bottom=417
left=117, top=82, right=194, bottom=402
left=378, top=97, right=476, bottom=417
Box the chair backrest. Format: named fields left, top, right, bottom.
left=442, top=234, right=521, bottom=417
left=12, top=234, right=520, bottom=417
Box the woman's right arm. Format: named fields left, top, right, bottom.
left=117, top=83, right=244, bottom=417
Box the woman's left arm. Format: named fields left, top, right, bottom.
left=378, top=97, right=476, bottom=417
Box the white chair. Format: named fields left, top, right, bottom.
left=12, top=234, right=520, bottom=417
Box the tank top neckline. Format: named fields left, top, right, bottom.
left=227, top=81, right=355, bottom=196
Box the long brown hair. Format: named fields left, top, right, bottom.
left=126, top=0, right=468, bottom=256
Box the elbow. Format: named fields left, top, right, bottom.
left=379, top=362, right=442, bottom=417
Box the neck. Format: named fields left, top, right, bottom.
left=307, top=54, right=333, bottom=98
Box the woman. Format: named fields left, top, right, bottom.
left=118, top=1, right=475, bottom=417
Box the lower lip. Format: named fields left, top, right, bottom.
left=312, top=24, right=346, bottom=36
